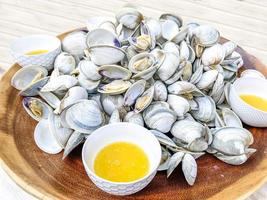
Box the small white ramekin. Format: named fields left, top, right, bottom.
left=82, top=122, right=161, bottom=196
left=229, top=77, right=267, bottom=127
left=10, top=34, right=61, bottom=70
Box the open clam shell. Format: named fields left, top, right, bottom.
left=88, top=45, right=126, bottom=65
left=98, top=80, right=131, bottom=95
left=34, top=119, right=63, bottom=154
left=11, top=65, right=48, bottom=91
left=22, top=97, right=52, bottom=121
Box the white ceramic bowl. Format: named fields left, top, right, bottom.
left=10, top=35, right=61, bottom=70
left=82, top=122, right=161, bottom=196
left=229, top=77, right=267, bottom=127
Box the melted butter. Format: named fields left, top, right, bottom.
left=25, top=49, right=49, bottom=56
left=240, top=94, right=267, bottom=112
left=93, top=142, right=149, bottom=182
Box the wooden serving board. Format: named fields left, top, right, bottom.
left=1, top=30, right=267, bottom=200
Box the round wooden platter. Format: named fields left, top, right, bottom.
left=1, top=29, right=267, bottom=200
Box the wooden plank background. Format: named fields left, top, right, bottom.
left=0, top=0, right=267, bottom=199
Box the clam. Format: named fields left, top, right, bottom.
left=128, top=34, right=153, bottom=52
left=54, top=52, right=76, bottom=74
left=101, top=94, right=124, bottom=115
left=182, top=153, right=197, bottom=186
left=213, top=149, right=256, bottom=165
left=78, top=59, right=102, bottom=81
left=98, top=65, right=132, bottom=80
left=192, top=25, right=220, bottom=47
left=19, top=76, right=50, bottom=96
left=41, top=75, right=78, bottom=92
left=123, top=111, right=144, bottom=126
left=63, top=131, right=85, bottom=159
left=179, top=41, right=190, bottom=63
left=65, top=100, right=105, bottom=134
left=163, top=42, right=179, bottom=56
left=171, top=119, right=208, bottom=152
left=22, top=97, right=52, bottom=121
left=38, top=92, right=61, bottom=109
left=34, top=119, right=62, bottom=154
left=134, top=86, right=154, bottom=113
left=216, top=107, right=242, bottom=128
left=160, top=13, right=183, bottom=28
left=98, top=80, right=131, bottom=95
left=191, top=96, right=216, bottom=123
left=201, top=44, right=225, bottom=66
left=181, top=61, right=193, bottom=81
left=161, top=19, right=179, bottom=41
left=62, top=31, right=87, bottom=59
left=55, top=86, right=88, bottom=114
left=128, top=52, right=157, bottom=80
left=48, top=113, right=73, bottom=148
left=143, top=101, right=176, bottom=133
left=86, top=28, right=120, bottom=47
left=153, top=80, right=168, bottom=101
left=167, top=94, right=190, bottom=119
left=168, top=81, right=204, bottom=99
left=88, top=45, right=126, bottom=65
left=196, top=70, right=218, bottom=90
left=157, top=52, right=180, bottom=81
left=211, top=127, right=254, bottom=156
left=11, top=65, right=48, bottom=91
left=115, top=6, right=143, bottom=29
left=167, top=152, right=184, bottom=178
left=124, top=79, right=146, bottom=106
left=141, top=18, right=161, bottom=40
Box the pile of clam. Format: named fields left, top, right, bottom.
left=11, top=6, right=256, bottom=186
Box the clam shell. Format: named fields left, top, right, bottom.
left=62, top=31, right=87, bottom=59
left=167, top=94, right=190, bottom=119
left=78, top=60, right=102, bottom=81
left=153, top=80, right=167, bottom=101
left=41, top=75, right=78, bottom=92
left=11, top=65, right=48, bottom=91
left=124, top=79, right=146, bottom=106
left=48, top=113, right=73, bottom=148
left=98, top=80, right=131, bottom=95
left=22, top=97, right=52, bottom=121
left=86, top=28, right=120, bottom=47
left=54, top=52, right=76, bottom=74
left=134, top=85, right=154, bottom=113
left=65, top=100, right=105, bottom=134
left=63, top=131, right=85, bottom=159
left=89, top=45, right=126, bottom=65
left=34, top=119, right=62, bottom=154
left=98, top=65, right=132, bottom=80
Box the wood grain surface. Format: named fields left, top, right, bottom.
left=1, top=0, right=267, bottom=199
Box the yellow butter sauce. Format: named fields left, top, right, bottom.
left=25, top=49, right=49, bottom=56
left=240, top=94, right=267, bottom=112
left=93, top=142, right=149, bottom=182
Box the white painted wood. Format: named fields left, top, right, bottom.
left=0, top=0, right=266, bottom=199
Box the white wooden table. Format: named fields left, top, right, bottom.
left=0, top=0, right=267, bottom=199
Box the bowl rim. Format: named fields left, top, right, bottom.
left=81, top=122, right=162, bottom=185
left=231, top=77, right=267, bottom=114
left=10, top=34, right=61, bottom=57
